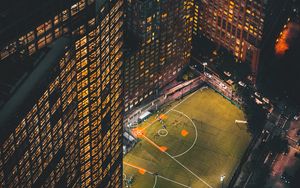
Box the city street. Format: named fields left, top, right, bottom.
left=286, top=120, right=300, bottom=148
left=266, top=120, right=300, bottom=188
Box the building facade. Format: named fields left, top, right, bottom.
left=193, top=0, right=265, bottom=78
left=0, top=0, right=123, bottom=187
left=124, top=0, right=193, bottom=112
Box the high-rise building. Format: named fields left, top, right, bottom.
left=193, top=0, right=265, bottom=79
left=124, top=0, right=193, bottom=112
left=0, top=0, right=123, bottom=187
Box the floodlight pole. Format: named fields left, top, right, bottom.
left=203, top=62, right=208, bottom=73
left=220, top=175, right=225, bottom=188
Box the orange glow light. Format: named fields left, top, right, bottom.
left=124, top=162, right=147, bottom=175
left=275, top=27, right=289, bottom=56
left=159, top=114, right=168, bottom=120
left=275, top=22, right=300, bottom=56
left=138, top=169, right=146, bottom=175
left=132, top=127, right=144, bottom=138
left=181, top=129, right=189, bottom=137
left=159, top=146, right=168, bottom=152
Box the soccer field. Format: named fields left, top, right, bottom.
left=123, top=88, right=251, bottom=188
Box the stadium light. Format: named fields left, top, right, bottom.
left=220, top=175, right=225, bottom=182
left=220, top=175, right=225, bottom=188
left=203, top=62, right=208, bottom=73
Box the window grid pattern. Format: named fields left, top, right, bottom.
left=0, top=0, right=124, bottom=188
left=124, top=0, right=192, bottom=112
left=193, top=0, right=264, bottom=75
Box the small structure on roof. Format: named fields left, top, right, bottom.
left=138, top=111, right=151, bottom=122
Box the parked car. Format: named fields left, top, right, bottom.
left=204, top=72, right=212, bottom=78
left=262, top=97, right=270, bottom=104
left=262, top=130, right=270, bottom=142
left=294, top=114, right=300, bottom=120
left=254, top=92, right=261, bottom=98
left=238, top=81, right=246, bottom=87
left=224, top=71, right=231, bottom=77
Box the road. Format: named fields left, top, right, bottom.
left=286, top=120, right=300, bottom=148
left=266, top=120, right=300, bottom=188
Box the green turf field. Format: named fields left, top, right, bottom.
left=124, top=88, right=251, bottom=188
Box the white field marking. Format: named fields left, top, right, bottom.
left=123, top=162, right=191, bottom=188
left=171, top=109, right=198, bottom=158
left=164, top=151, right=213, bottom=188
left=142, top=90, right=198, bottom=131
left=165, top=90, right=198, bottom=114
left=158, top=129, right=168, bottom=137
left=235, top=120, right=248, bottom=124
left=157, top=175, right=191, bottom=188
left=153, top=175, right=158, bottom=188
left=137, top=88, right=213, bottom=188
left=140, top=133, right=213, bottom=188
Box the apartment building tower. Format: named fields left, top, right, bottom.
left=193, top=0, right=265, bottom=79
left=124, top=0, right=193, bottom=112
left=0, top=0, right=123, bottom=187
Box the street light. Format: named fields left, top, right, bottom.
left=220, top=175, right=225, bottom=188
left=203, top=62, right=208, bottom=73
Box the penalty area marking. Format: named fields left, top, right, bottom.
left=158, top=129, right=168, bottom=137
left=153, top=175, right=157, bottom=188
left=123, top=162, right=191, bottom=188
left=141, top=134, right=213, bottom=188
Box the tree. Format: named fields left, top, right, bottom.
left=245, top=102, right=267, bottom=135
left=214, top=47, right=251, bottom=81
left=266, top=136, right=289, bottom=154
left=239, top=87, right=267, bottom=136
